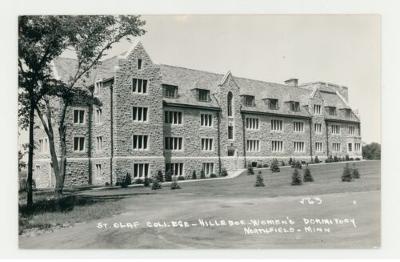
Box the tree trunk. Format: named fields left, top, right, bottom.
left=26, top=97, right=35, bottom=208
left=57, top=123, right=67, bottom=197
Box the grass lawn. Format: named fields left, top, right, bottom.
left=19, top=160, right=380, bottom=249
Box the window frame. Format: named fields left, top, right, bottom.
left=164, top=137, right=184, bottom=151
left=73, top=108, right=86, bottom=125
left=200, top=112, right=213, bottom=127
left=132, top=134, right=149, bottom=150
left=271, top=119, right=284, bottom=132
left=132, top=78, right=149, bottom=94
left=132, top=106, right=149, bottom=122
left=201, top=137, right=214, bottom=151
left=73, top=136, right=86, bottom=152
left=293, top=121, right=305, bottom=133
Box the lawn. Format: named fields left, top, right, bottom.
left=19, top=160, right=381, bottom=249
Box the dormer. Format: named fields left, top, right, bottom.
left=192, top=88, right=211, bottom=102
left=326, top=106, right=337, bottom=116
left=286, top=100, right=300, bottom=112
left=162, top=84, right=178, bottom=98
left=340, top=107, right=352, bottom=118
left=241, top=95, right=256, bottom=107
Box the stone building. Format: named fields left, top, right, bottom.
left=33, top=42, right=362, bottom=188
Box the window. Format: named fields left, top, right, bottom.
left=166, top=163, right=183, bottom=176
left=228, top=125, right=234, bottom=140
left=332, top=143, right=341, bottom=152
left=328, top=107, right=337, bottom=116
left=315, top=142, right=323, bottom=152
left=202, top=163, right=214, bottom=176
left=95, top=164, right=102, bottom=177
left=267, top=99, right=279, bottom=110
left=246, top=140, right=260, bottom=152
left=73, top=137, right=85, bottom=152
left=200, top=113, right=212, bottom=127
left=272, top=141, right=284, bottom=152
left=290, top=101, right=300, bottom=112
left=227, top=148, right=235, bottom=156
left=94, top=81, right=102, bottom=95
left=294, top=142, right=305, bottom=152
left=201, top=138, right=213, bottom=151
left=246, top=117, right=259, bottom=130
left=38, top=138, right=48, bottom=153
left=243, top=95, right=255, bottom=107
left=227, top=92, right=233, bottom=117
left=132, top=107, right=148, bottom=122
left=95, top=107, right=102, bottom=124
left=355, top=143, right=361, bottom=152
left=348, top=143, right=353, bottom=152
left=137, top=59, right=142, bottom=70
left=133, top=163, right=149, bottom=178
left=344, top=109, right=351, bottom=118
left=96, top=136, right=103, bottom=151
left=293, top=121, right=304, bottom=132
left=331, top=125, right=341, bottom=134
left=198, top=89, right=210, bottom=102
left=132, top=78, right=148, bottom=94
left=164, top=111, right=182, bottom=124
left=163, top=84, right=178, bottom=98
left=271, top=119, right=283, bottom=131
left=314, top=123, right=322, bottom=133
left=165, top=137, right=183, bottom=150
left=73, top=109, right=85, bottom=124
left=132, top=135, right=148, bottom=150
left=348, top=125, right=355, bottom=135
left=314, top=104, right=321, bottom=115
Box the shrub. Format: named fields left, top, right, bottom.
left=247, top=166, right=255, bottom=175
left=262, top=163, right=269, bottom=168
left=144, top=177, right=151, bottom=187
left=135, top=178, right=144, bottom=185
left=288, top=158, right=293, bottom=166
left=294, top=161, right=302, bottom=169
left=165, top=170, right=172, bottom=182
left=191, top=170, right=197, bottom=179
left=105, top=182, right=110, bottom=186
left=301, top=160, right=306, bottom=165
left=156, top=170, right=164, bottom=182
left=281, top=160, right=286, bottom=166
left=270, top=159, right=280, bottom=173
left=325, top=155, right=333, bottom=163
left=345, top=155, right=350, bottom=161
left=220, top=168, right=228, bottom=177
left=350, top=157, right=354, bottom=161
left=210, top=173, right=217, bottom=178
left=303, top=165, right=314, bottom=182
left=170, top=178, right=181, bottom=190
left=200, top=170, right=206, bottom=179
left=355, top=157, right=361, bottom=161
left=151, top=179, right=162, bottom=190
left=314, top=156, right=320, bottom=164
left=119, top=173, right=132, bottom=188
left=257, top=163, right=262, bottom=168
left=291, top=168, right=302, bottom=185
left=255, top=171, right=265, bottom=187
left=342, top=163, right=353, bottom=182
left=177, top=175, right=185, bottom=181
left=352, top=164, right=360, bottom=179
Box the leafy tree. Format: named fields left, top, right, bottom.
left=362, top=142, right=381, bottom=160
left=18, top=16, right=146, bottom=200
left=291, top=168, right=302, bottom=185
left=255, top=171, right=265, bottom=187
left=303, top=165, right=314, bottom=182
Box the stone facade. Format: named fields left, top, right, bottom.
left=32, top=41, right=362, bottom=188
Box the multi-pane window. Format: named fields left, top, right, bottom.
left=166, top=163, right=183, bottom=176
left=163, top=84, right=178, bottom=98
left=314, top=104, right=321, bottom=115
left=94, top=81, right=102, bottom=95
left=165, top=137, right=183, bottom=150
left=293, top=122, right=304, bottom=132
left=96, top=136, right=103, bottom=151
left=95, top=107, right=102, bottom=124
left=267, top=99, right=279, bottom=110
left=332, top=143, right=341, bottom=152
left=38, top=138, right=48, bottom=153
left=164, top=111, right=182, bottom=124
left=243, top=95, right=255, bottom=107
left=95, top=164, right=102, bottom=177
left=355, top=143, right=361, bottom=152
left=73, top=137, right=85, bottom=152
left=331, top=125, right=341, bottom=134
left=133, top=163, right=149, bottom=178
left=290, top=101, right=300, bottom=112
left=200, top=113, right=212, bottom=127
left=198, top=89, right=210, bottom=102
left=246, top=140, right=260, bottom=152
left=271, top=119, right=283, bottom=131
left=294, top=142, right=305, bottom=152
left=272, top=140, right=284, bottom=152
left=328, top=107, right=337, bottom=116
left=132, top=135, right=148, bottom=150
left=246, top=117, right=259, bottom=130
left=201, top=138, right=213, bottom=151
left=314, top=123, right=322, bottom=133
left=132, top=78, right=148, bottom=94
left=315, top=142, right=323, bottom=152
left=348, top=143, right=353, bottom=152
left=73, top=109, right=85, bottom=124
left=228, top=125, right=234, bottom=140
left=132, top=107, right=148, bottom=122
left=202, top=163, right=214, bottom=176
left=348, top=125, right=355, bottom=135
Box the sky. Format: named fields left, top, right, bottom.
left=103, top=14, right=380, bottom=144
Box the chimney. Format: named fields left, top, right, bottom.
left=284, top=78, right=298, bottom=87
